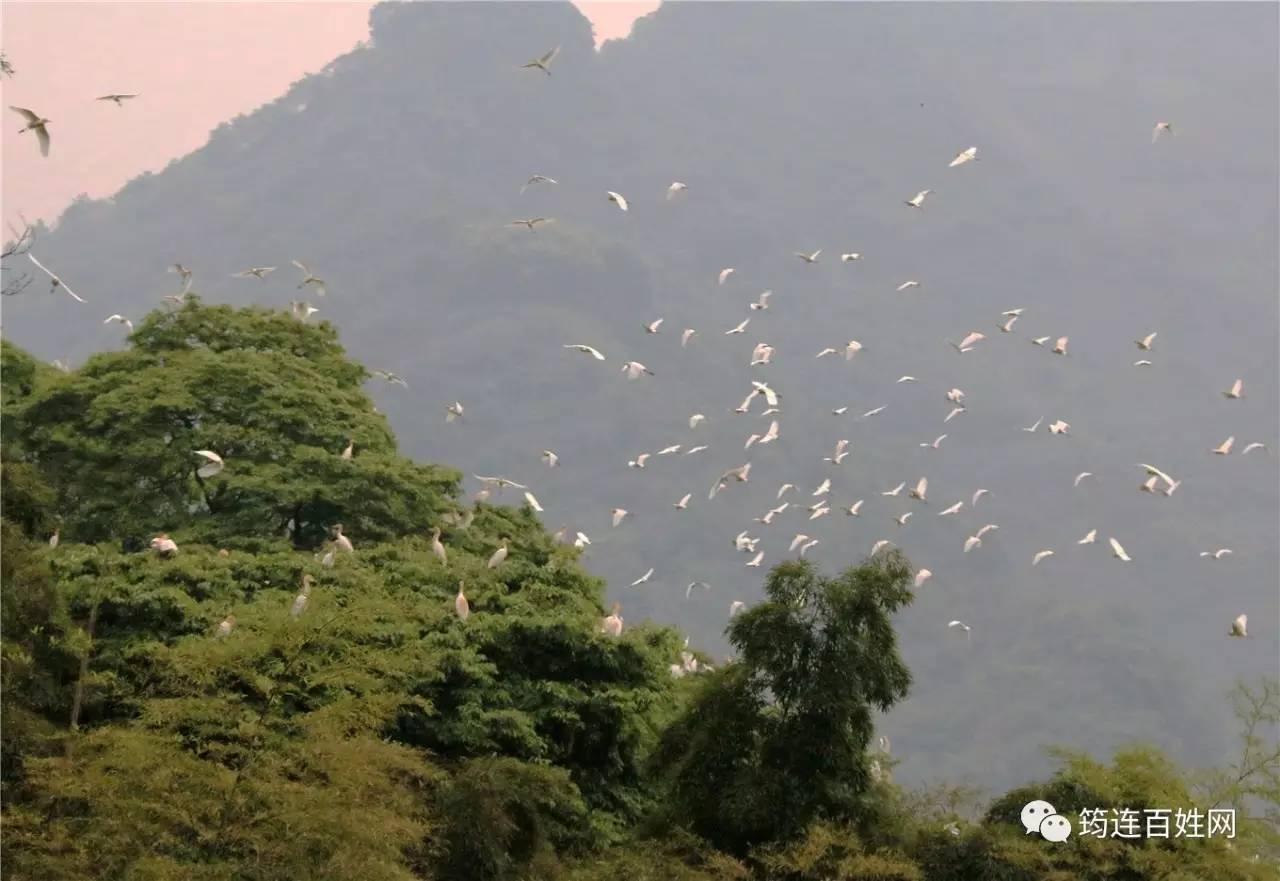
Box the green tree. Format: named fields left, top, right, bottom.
left=653, top=554, right=916, bottom=853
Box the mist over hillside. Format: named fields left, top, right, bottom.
left=5, top=0, right=1277, bottom=792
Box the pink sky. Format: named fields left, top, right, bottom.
left=1, top=1, right=658, bottom=232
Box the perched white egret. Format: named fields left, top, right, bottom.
left=10, top=106, right=50, bottom=156
left=454, top=583, right=470, bottom=621
left=948, top=146, right=977, bottom=167
left=1032, top=550, right=1055, bottom=566
left=631, top=567, right=655, bottom=586
left=332, top=524, right=354, bottom=553
left=194, top=450, right=224, bottom=478
left=48, top=529, right=59, bottom=549
left=291, top=587, right=310, bottom=620
left=1078, top=529, right=1097, bottom=545
left=606, top=191, right=629, bottom=211
left=1223, top=379, right=1244, bottom=399
left=563, top=343, right=606, bottom=360
left=601, top=603, right=624, bottom=636
left=215, top=615, right=236, bottom=638
left=621, top=361, right=654, bottom=379
left=1109, top=537, right=1131, bottom=562
left=428, top=527, right=448, bottom=566
left=905, top=189, right=932, bottom=208
left=487, top=538, right=509, bottom=569
left=150, top=534, right=179, bottom=557
left=523, top=46, right=560, bottom=75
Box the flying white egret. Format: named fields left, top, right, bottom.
left=725, top=318, right=750, bottom=335
left=944, top=407, right=966, bottom=423
left=948, top=146, right=977, bottom=167
left=1229, top=614, right=1248, bottom=637
left=950, top=331, right=985, bottom=353
left=657, top=444, right=682, bottom=455
left=606, top=191, right=629, bottom=211
left=815, top=347, right=839, bottom=358
left=709, top=463, right=751, bottom=499
left=938, top=501, right=962, bottom=516
left=685, top=445, right=708, bottom=455
left=233, top=266, right=275, bottom=279
left=921, top=434, right=947, bottom=450
left=27, top=254, right=86, bottom=301
left=795, top=249, right=822, bottom=264
left=97, top=93, right=139, bottom=106
left=870, top=539, right=893, bottom=555
left=789, top=533, right=810, bottom=552
left=862, top=406, right=887, bottom=419
left=750, top=290, right=772, bottom=311
left=841, top=252, right=862, bottom=262
left=686, top=581, right=711, bottom=599
left=882, top=482, right=905, bottom=497
left=1048, top=420, right=1070, bottom=435
left=1212, top=437, right=1235, bottom=455
left=895, top=512, right=913, bottom=527
left=688, top=413, right=706, bottom=429
left=291, top=301, right=319, bottom=321
left=486, top=538, right=509, bottom=569
left=621, top=361, right=654, bottom=379
left=510, top=217, right=554, bottom=230
left=574, top=531, right=591, bottom=549
left=520, top=173, right=557, bottom=194
left=1134, top=360, right=1153, bottom=367
left=729, top=601, right=746, bottom=617
left=1078, top=529, right=1097, bottom=545
left=812, top=478, right=831, bottom=496
left=909, top=477, right=928, bottom=501
left=1031, top=336, right=1051, bottom=346
left=750, top=342, right=775, bottom=366
left=718, top=267, right=735, bottom=285
left=777, top=484, right=795, bottom=499
left=1200, top=548, right=1233, bottom=560
left=1032, top=550, right=1055, bottom=566
left=522, top=491, right=543, bottom=512
left=681, top=328, right=697, bottom=347
left=194, top=450, right=224, bottom=478
left=103, top=314, right=133, bottom=331
left=645, top=318, right=664, bottom=334
left=964, top=535, right=982, bottom=553
left=523, top=46, right=560, bottom=75
left=631, top=568, right=655, bottom=586
left=896, top=280, right=920, bottom=292
left=897, top=376, right=917, bottom=383
left=1152, top=121, right=1173, bottom=142
left=674, top=493, right=692, bottom=510
left=611, top=508, right=628, bottom=527
left=799, top=538, right=820, bottom=556
left=845, top=500, right=864, bottom=516
left=746, top=551, right=764, bottom=567
left=1223, top=379, right=1244, bottom=399
left=905, top=189, right=932, bottom=208
left=372, top=370, right=409, bottom=388
left=976, top=524, right=999, bottom=538
left=446, top=402, right=465, bottom=423
left=291, top=260, right=326, bottom=296
left=948, top=620, right=971, bottom=636
left=1134, top=332, right=1157, bottom=350
left=914, top=569, right=933, bottom=587
left=845, top=340, right=864, bottom=360
left=999, top=315, right=1018, bottom=333
left=1109, top=537, right=1131, bottom=562
left=1074, top=471, right=1093, bottom=487
left=1052, top=337, right=1069, bottom=355
left=832, top=406, right=849, bottom=415
left=971, top=489, right=990, bottom=506
left=666, top=181, right=687, bottom=198
left=564, top=343, right=605, bottom=360
left=1242, top=442, right=1268, bottom=455
left=10, top=106, right=50, bottom=156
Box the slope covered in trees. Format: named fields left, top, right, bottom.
left=2, top=303, right=1276, bottom=879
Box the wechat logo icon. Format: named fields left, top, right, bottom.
left=1022, top=800, right=1072, bottom=842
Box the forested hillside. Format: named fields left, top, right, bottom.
left=2, top=303, right=1276, bottom=879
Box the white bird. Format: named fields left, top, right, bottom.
left=332, top=524, right=354, bottom=553
left=10, top=106, right=51, bottom=156
left=909, top=477, right=928, bottom=502
left=751, top=381, right=779, bottom=407
left=946, top=388, right=966, bottom=404
left=657, top=444, right=682, bottom=455
left=894, top=512, right=913, bottom=527
left=474, top=475, right=528, bottom=492
left=777, top=484, right=796, bottom=499
left=1078, top=529, right=1097, bottom=545
left=718, top=268, right=735, bottom=285
left=574, top=532, right=592, bottom=549
left=1134, top=360, right=1153, bottom=367
left=1200, top=548, right=1233, bottom=560
left=689, top=413, right=706, bottom=429
left=914, top=569, right=933, bottom=587
left=631, top=567, right=655, bottom=586
left=795, top=249, right=822, bottom=264
left=340, top=439, right=355, bottom=460
left=1135, top=332, right=1158, bottom=351
left=681, top=328, right=698, bottom=347
left=621, top=361, right=654, bottom=380
left=938, top=501, right=962, bottom=516
left=976, top=524, right=999, bottom=538
left=871, top=539, right=893, bottom=555
left=947, top=620, right=971, bottom=636
left=150, top=534, right=179, bottom=557
left=666, top=181, right=687, bottom=199
left=1223, top=379, right=1244, bottom=399
left=809, top=505, right=830, bottom=521
left=194, top=450, right=224, bottom=478
left=841, top=252, right=862, bottom=262
left=541, top=450, right=559, bottom=468
left=606, top=191, right=629, bottom=211
left=1032, top=550, right=1055, bottom=566
left=684, top=445, right=708, bottom=455
left=291, top=578, right=312, bottom=619
left=944, top=407, right=966, bottom=424
left=789, top=533, right=810, bottom=552
left=215, top=615, right=236, bottom=638
left=48, top=530, right=59, bottom=549
left=427, top=527, right=448, bottom=566
left=523, top=491, right=543, bottom=512
left=611, top=508, right=628, bottom=528
left=1031, top=336, right=1051, bottom=347
left=832, top=406, right=848, bottom=415
left=950, top=331, right=985, bottom=354
left=674, top=493, right=692, bottom=510
left=291, top=301, right=319, bottom=321
left=233, top=266, right=276, bottom=279
left=815, top=347, right=839, bottom=359
left=520, top=173, right=558, bottom=194
left=896, top=280, right=920, bottom=292
left=1138, top=463, right=1178, bottom=487
left=27, top=254, right=86, bottom=302
left=446, top=402, right=465, bottom=423
left=487, top=538, right=509, bottom=569
left=454, top=583, right=470, bottom=621
left=1002, top=308, right=1025, bottom=317
left=746, top=551, right=764, bottom=567
left=372, top=370, right=410, bottom=388
left=1074, top=471, right=1093, bottom=487
left=729, top=601, right=746, bottom=617
left=999, top=315, right=1018, bottom=334
left=320, top=549, right=335, bottom=568
left=523, top=46, right=560, bottom=75
left=103, top=314, right=133, bottom=331
left=1212, top=437, right=1235, bottom=455
left=564, top=343, right=606, bottom=360
left=291, top=260, right=326, bottom=296
left=709, top=463, right=751, bottom=499
left=1152, top=121, right=1173, bottom=142
left=905, top=189, right=932, bottom=208
left=921, top=434, right=947, bottom=450
left=725, top=318, right=750, bottom=335
left=750, top=290, right=772, bottom=311
left=844, top=340, right=864, bottom=360
left=1109, top=537, right=1131, bottom=562
left=948, top=146, right=978, bottom=167
left=601, top=603, right=624, bottom=637
left=1229, top=614, right=1248, bottom=638
left=1048, top=420, right=1070, bottom=435
left=882, top=482, right=905, bottom=497
left=510, top=217, right=554, bottom=230
left=760, top=420, right=780, bottom=445
left=1242, top=442, right=1268, bottom=455
left=964, top=535, right=982, bottom=553
left=845, top=500, right=864, bottom=516
left=799, top=538, right=820, bottom=556
left=812, top=478, right=831, bottom=497
left=645, top=318, right=665, bottom=334
left=897, top=376, right=917, bottom=384
left=686, top=581, right=711, bottom=599
left=862, top=406, right=887, bottom=419
left=824, top=439, right=849, bottom=462
left=750, top=343, right=775, bottom=366
left=1052, top=336, right=1069, bottom=355
left=971, top=489, right=990, bottom=506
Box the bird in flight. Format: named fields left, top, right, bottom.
left=795, top=249, right=822, bottom=264
left=520, top=174, right=558, bottom=194
left=606, top=191, right=629, bottom=211
left=291, top=260, right=326, bottom=296
left=97, top=93, right=139, bottom=106
left=10, top=106, right=50, bottom=156
left=523, top=46, right=560, bottom=75
left=905, top=189, right=932, bottom=208
left=666, top=181, right=688, bottom=199
left=103, top=314, right=133, bottom=331
left=233, top=266, right=276, bottom=279
left=27, top=254, right=86, bottom=302
left=510, top=217, right=554, bottom=230
left=949, top=146, right=978, bottom=167
left=1152, top=121, right=1173, bottom=142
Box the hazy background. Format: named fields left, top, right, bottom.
left=2, top=1, right=1277, bottom=794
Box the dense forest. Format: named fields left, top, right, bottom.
left=2, top=302, right=1276, bottom=879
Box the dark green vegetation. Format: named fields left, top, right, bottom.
left=2, top=303, right=1276, bottom=879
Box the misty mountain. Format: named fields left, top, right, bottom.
left=5, top=0, right=1277, bottom=792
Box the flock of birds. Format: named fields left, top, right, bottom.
left=11, top=44, right=1266, bottom=651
